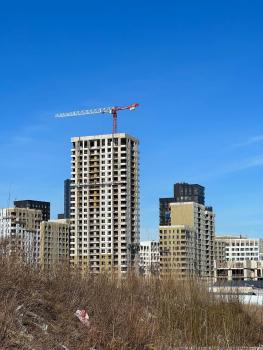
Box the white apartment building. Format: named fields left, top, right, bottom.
left=139, top=240, right=159, bottom=276
left=70, top=133, right=140, bottom=274
left=215, top=236, right=263, bottom=262
left=0, top=207, right=42, bottom=264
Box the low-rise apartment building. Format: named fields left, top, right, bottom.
left=0, top=207, right=42, bottom=264
left=215, top=235, right=263, bottom=262
left=139, top=240, right=159, bottom=276
left=214, top=260, right=263, bottom=281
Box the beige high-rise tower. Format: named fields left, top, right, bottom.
left=70, top=133, right=140, bottom=274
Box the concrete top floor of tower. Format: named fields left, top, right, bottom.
left=71, top=133, right=139, bottom=144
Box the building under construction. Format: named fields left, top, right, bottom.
left=70, top=133, right=140, bottom=274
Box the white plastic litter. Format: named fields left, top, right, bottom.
left=75, top=309, right=90, bottom=327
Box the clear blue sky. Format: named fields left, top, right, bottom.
left=1, top=1, right=263, bottom=239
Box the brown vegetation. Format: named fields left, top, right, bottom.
left=0, top=256, right=263, bottom=349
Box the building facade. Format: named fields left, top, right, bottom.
left=0, top=207, right=42, bottom=264
left=14, top=200, right=50, bottom=221
left=64, top=179, right=71, bottom=219
left=205, top=207, right=215, bottom=276
left=40, top=219, right=70, bottom=269
left=159, top=183, right=205, bottom=226
left=70, top=133, right=140, bottom=274
left=160, top=225, right=196, bottom=278
left=214, top=236, right=263, bottom=262
left=173, top=183, right=205, bottom=205
left=214, top=237, right=227, bottom=263
left=214, top=260, right=263, bottom=281
left=159, top=201, right=215, bottom=278
left=159, top=197, right=174, bottom=226
left=139, top=240, right=159, bottom=276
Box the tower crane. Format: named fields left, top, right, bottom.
left=55, top=103, right=139, bottom=134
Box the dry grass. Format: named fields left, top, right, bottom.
left=0, top=256, right=263, bottom=349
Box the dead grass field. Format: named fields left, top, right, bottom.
left=1, top=256, right=263, bottom=349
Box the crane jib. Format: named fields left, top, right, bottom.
left=55, top=103, right=139, bottom=133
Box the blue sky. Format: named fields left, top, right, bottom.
left=1, top=1, right=263, bottom=239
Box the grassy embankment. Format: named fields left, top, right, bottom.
left=0, top=256, right=263, bottom=349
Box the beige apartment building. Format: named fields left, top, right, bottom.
left=70, top=133, right=140, bottom=274
left=40, top=219, right=70, bottom=269
left=160, top=225, right=196, bottom=278
left=214, top=238, right=227, bottom=262
left=0, top=207, right=42, bottom=264
left=205, top=207, right=215, bottom=276
left=214, top=260, right=263, bottom=281
left=159, top=202, right=215, bottom=278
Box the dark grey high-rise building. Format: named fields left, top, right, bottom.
left=64, top=179, right=71, bottom=219
left=14, top=200, right=50, bottom=221
left=159, top=197, right=174, bottom=226
left=173, top=183, right=205, bottom=205
left=159, top=183, right=205, bottom=225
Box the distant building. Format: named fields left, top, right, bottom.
left=214, top=235, right=263, bottom=262
left=14, top=200, right=50, bottom=221
left=159, top=183, right=205, bottom=226
left=0, top=207, right=42, bottom=264
left=214, top=238, right=226, bottom=263
left=160, top=224, right=196, bottom=278
left=159, top=201, right=215, bottom=278
left=159, top=198, right=174, bottom=226
left=40, top=219, right=70, bottom=269
left=64, top=179, right=71, bottom=219
left=174, top=183, right=205, bottom=205
left=139, top=241, right=159, bottom=276
left=214, top=260, right=263, bottom=281
left=57, top=214, right=64, bottom=220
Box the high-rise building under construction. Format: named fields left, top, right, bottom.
left=70, top=133, right=140, bottom=274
